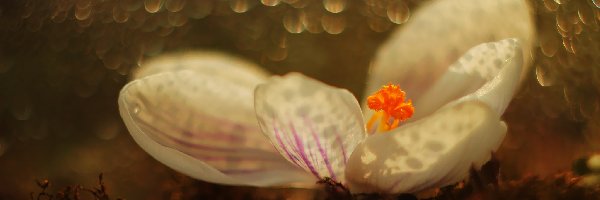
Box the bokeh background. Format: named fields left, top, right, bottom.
left=0, top=0, right=599, bottom=199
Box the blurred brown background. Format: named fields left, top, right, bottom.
left=0, top=0, right=599, bottom=199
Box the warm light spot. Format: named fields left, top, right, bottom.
left=361, top=147, right=377, bottom=164
left=366, top=84, right=414, bottom=133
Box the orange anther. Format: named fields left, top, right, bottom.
left=366, top=84, right=414, bottom=133
left=367, top=84, right=414, bottom=121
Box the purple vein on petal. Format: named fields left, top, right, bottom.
left=334, top=130, right=347, bottom=164
left=134, top=104, right=251, bottom=144
left=136, top=119, right=303, bottom=171
left=274, top=125, right=301, bottom=167
left=289, top=121, right=320, bottom=178
left=190, top=154, right=282, bottom=162
left=220, top=168, right=269, bottom=174
left=306, top=139, right=320, bottom=179
left=136, top=119, right=275, bottom=157
left=277, top=121, right=303, bottom=165
left=304, top=117, right=336, bottom=180
left=182, top=131, right=245, bottom=143
left=137, top=120, right=237, bottom=152
left=136, top=92, right=258, bottom=132
left=281, top=123, right=305, bottom=166
left=141, top=116, right=247, bottom=143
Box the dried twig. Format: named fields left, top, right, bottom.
left=30, top=173, right=123, bottom=200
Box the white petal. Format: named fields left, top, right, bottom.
left=363, top=0, right=534, bottom=108
left=345, top=100, right=506, bottom=194
left=254, top=73, right=367, bottom=183
left=120, top=61, right=314, bottom=186
left=447, top=39, right=523, bottom=117
left=132, top=51, right=269, bottom=81
left=414, top=38, right=522, bottom=119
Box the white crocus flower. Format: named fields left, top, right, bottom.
left=255, top=38, right=522, bottom=193
left=118, top=0, right=534, bottom=195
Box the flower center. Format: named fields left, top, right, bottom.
left=366, top=83, right=414, bottom=134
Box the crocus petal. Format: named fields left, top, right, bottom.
left=363, top=0, right=534, bottom=110
left=345, top=100, right=506, bottom=194
left=413, top=38, right=522, bottom=119
left=119, top=53, right=314, bottom=186
left=254, top=73, right=367, bottom=183
left=132, top=51, right=269, bottom=80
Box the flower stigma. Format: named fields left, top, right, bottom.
left=366, top=83, right=414, bottom=134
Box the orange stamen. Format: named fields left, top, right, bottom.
left=366, top=84, right=414, bottom=133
